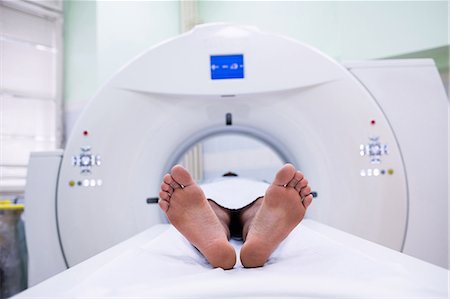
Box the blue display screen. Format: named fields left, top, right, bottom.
left=210, top=54, right=244, bottom=80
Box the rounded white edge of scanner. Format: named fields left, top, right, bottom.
left=109, top=23, right=345, bottom=96
left=162, top=125, right=297, bottom=177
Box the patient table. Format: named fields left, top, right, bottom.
left=14, top=220, right=448, bottom=298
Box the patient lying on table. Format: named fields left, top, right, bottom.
left=158, top=164, right=313, bottom=270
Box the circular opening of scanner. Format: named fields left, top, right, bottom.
left=163, top=125, right=298, bottom=178
left=177, top=132, right=286, bottom=183
left=159, top=125, right=298, bottom=223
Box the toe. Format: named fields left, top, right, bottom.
left=164, top=173, right=181, bottom=189
left=171, top=165, right=195, bottom=187
left=297, top=178, right=308, bottom=189
left=161, top=182, right=173, bottom=193
left=302, top=195, right=313, bottom=209
left=294, top=177, right=307, bottom=192
left=158, top=197, right=170, bottom=212
left=288, top=171, right=304, bottom=188
left=273, top=164, right=296, bottom=186
left=295, top=171, right=304, bottom=181
left=159, top=190, right=170, bottom=201
left=287, top=178, right=299, bottom=188
left=163, top=173, right=171, bottom=184
left=301, top=186, right=311, bottom=198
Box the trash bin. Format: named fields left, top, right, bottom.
left=0, top=201, right=27, bottom=298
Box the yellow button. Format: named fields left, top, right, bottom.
left=387, top=169, right=394, bottom=175
left=69, top=180, right=75, bottom=187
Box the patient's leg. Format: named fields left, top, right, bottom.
left=208, top=200, right=232, bottom=240
left=159, top=165, right=236, bottom=270
left=240, top=164, right=313, bottom=268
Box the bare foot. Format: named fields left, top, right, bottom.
left=159, top=165, right=236, bottom=269
left=240, top=164, right=313, bottom=268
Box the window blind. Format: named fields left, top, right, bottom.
left=0, top=0, right=63, bottom=193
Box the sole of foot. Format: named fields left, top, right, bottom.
left=159, top=165, right=236, bottom=270
left=240, top=164, right=313, bottom=268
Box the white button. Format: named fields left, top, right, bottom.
left=81, top=156, right=91, bottom=166
left=360, top=169, right=366, bottom=177
left=90, top=179, right=96, bottom=187
left=82, top=179, right=89, bottom=187
left=374, top=169, right=381, bottom=176
left=97, top=179, right=103, bottom=186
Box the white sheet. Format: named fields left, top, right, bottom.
left=201, top=177, right=269, bottom=209
left=29, top=222, right=447, bottom=298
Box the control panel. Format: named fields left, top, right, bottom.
left=359, top=120, right=393, bottom=177
left=71, top=146, right=101, bottom=174
left=360, top=137, right=388, bottom=164
left=68, top=131, right=103, bottom=188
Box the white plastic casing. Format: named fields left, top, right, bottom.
left=57, top=24, right=410, bottom=266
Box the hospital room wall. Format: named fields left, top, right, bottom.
left=198, top=1, right=448, bottom=60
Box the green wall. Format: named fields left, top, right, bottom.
left=64, top=0, right=98, bottom=105
left=96, top=1, right=180, bottom=85
left=198, top=1, right=448, bottom=60
left=64, top=0, right=180, bottom=106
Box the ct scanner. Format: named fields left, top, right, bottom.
left=21, top=24, right=448, bottom=295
